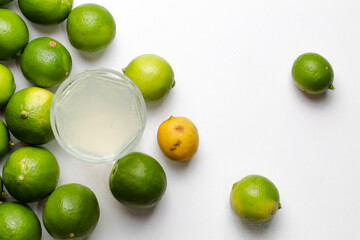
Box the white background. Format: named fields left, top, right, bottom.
left=1, top=0, right=360, bottom=239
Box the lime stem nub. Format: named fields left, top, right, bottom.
left=49, top=41, right=57, bottom=47
left=18, top=175, right=24, bottom=181
left=20, top=111, right=28, bottom=119
left=329, top=84, right=335, bottom=90
left=122, top=68, right=126, bottom=73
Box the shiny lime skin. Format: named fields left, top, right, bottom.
left=19, top=0, right=73, bottom=25
left=0, top=9, right=29, bottom=60
left=5, top=87, right=54, bottom=145
left=20, top=37, right=72, bottom=88
left=0, top=202, right=42, bottom=240
left=230, top=175, right=281, bottom=224
left=43, top=183, right=100, bottom=240
left=66, top=3, right=116, bottom=52
left=124, top=54, right=175, bottom=102
left=2, top=146, right=60, bottom=203
left=0, top=64, right=16, bottom=109
left=292, top=52, right=334, bottom=94
left=0, top=120, right=10, bottom=157
left=109, top=152, right=167, bottom=209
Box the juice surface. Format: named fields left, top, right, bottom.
left=54, top=76, right=142, bottom=160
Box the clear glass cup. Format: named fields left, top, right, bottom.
left=50, top=68, right=147, bottom=163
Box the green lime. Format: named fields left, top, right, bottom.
left=2, top=146, right=59, bottom=203
left=230, top=175, right=281, bottom=224
left=123, top=54, right=175, bottom=102
left=0, top=202, right=42, bottom=240
left=0, top=9, right=29, bottom=60
left=66, top=3, right=116, bottom=52
left=0, top=0, right=13, bottom=6
left=19, top=0, right=73, bottom=25
left=43, top=183, right=100, bottom=240
left=20, top=37, right=72, bottom=88
left=292, top=52, right=334, bottom=94
left=0, top=120, right=10, bottom=157
left=109, top=152, right=167, bottom=209
left=5, top=87, right=54, bottom=145
left=0, top=64, right=16, bottom=109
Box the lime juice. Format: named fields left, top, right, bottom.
left=51, top=69, right=146, bottom=163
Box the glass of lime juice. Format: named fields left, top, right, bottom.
left=50, top=68, right=146, bottom=163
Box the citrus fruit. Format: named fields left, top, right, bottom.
left=0, top=202, right=42, bottom=240
left=0, top=0, right=13, bottom=6
left=0, top=64, right=16, bottom=109
left=20, top=37, right=72, bottom=88
left=18, top=0, right=73, bottom=25
left=0, top=120, right=10, bottom=157
left=230, top=175, right=281, bottom=224
left=157, top=116, right=199, bottom=162
left=109, top=152, right=167, bottom=209
left=43, top=183, right=100, bottom=240
left=2, top=146, right=59, bottom=203
left=292, top=52, right=334, bottom=94
left=66, top=3, right=116, bottom=52
left=5, top=87, right=54, bottom=145
left=0, top=9, right=29, bottom=60
left=123, top=54, right=175, bottom=102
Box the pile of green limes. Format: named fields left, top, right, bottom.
left=0, top=1, right=117, bottom=239
left=0, top=0, right=178, bottom=239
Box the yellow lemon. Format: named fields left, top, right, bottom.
left=157, top=116, right=199, bottom=162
